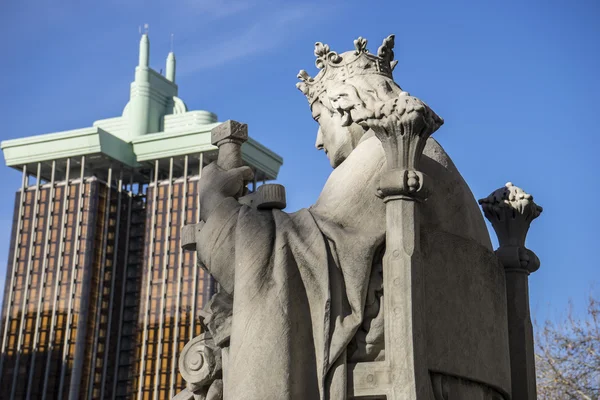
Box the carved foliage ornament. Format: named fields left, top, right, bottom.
left=479, top=182, right=543, bottom=273
left=370, top=91, right=443, bottom=199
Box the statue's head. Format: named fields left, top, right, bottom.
left=297, top=35, right=405, bottom=168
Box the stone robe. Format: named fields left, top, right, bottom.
left=196, top=133, right=500, bottom=400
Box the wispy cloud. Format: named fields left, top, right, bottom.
left=180, top=0, right=255, bottom=19
left=176, top=5, right=315, bottom=74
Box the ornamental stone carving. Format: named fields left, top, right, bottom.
left=173, top=34, right=530, bottom=400
left=179, top=333, right=222, bottom=399
left=479, top=182, right=543, bottom=273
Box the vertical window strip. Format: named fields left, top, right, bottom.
left=111, top=174, right=134, bottom=400
left=87, top=167, right=113, bottom=400
left=10, top=163, right=42, bottom=400
left=137, top=160, right=160, bottom=399
left=0, top=165, right=27, bottom=379
left=169, top=155, right=188, bottom=397
left=42, top=157, right=70, bottom=400
left=154, top=157, right=174, bottom=399
left=26, top=160, right=56, bottom=400
left=191, top=153, right=203, bottom=340
left=100, top=169, right=123, bottom=399
left=57, top=155, right=86, bottom=399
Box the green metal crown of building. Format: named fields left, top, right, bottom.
left=1, top=33, right=283, bottom=180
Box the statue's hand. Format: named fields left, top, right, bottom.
left=199, top=162, right=254, bottom=221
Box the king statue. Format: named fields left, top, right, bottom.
left=175, top=35, right=519, bottom=400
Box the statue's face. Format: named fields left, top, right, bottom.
left=311, top=100, right=356, bottom=168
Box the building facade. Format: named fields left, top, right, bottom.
left=0, top=34, right=282, bottom=400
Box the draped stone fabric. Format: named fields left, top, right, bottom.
left=196, top=134, right=494, bottom=399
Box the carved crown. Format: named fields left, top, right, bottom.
left=296, top=35, right=398, bottom=105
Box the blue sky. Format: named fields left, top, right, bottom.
left=0, top=0, right=598, bottom=324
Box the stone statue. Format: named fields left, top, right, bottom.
left=174, top=35, right=538, bottom=400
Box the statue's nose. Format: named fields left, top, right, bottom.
left=315, top=127, right=324, bottom=150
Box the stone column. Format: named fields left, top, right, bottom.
left=479, top=182, right=542, bottom=400
left=371, top=92, right=443, bottom=400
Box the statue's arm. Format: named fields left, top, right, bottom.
left=196, top=197, right=243, bottom=294
left=195, top=161, right=313, bottom=297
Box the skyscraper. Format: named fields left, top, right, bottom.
left=0, top=33, right=282, bottom=400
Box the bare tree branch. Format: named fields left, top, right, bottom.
left=535, top=294, right=600, bottom=399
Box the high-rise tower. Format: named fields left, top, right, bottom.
left=0, top=34, right=282, bottom=400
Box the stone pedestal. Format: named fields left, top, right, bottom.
left=480, top=182, right=542, bottom=400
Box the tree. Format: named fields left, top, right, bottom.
left=536, top=295, right=600, bottom=399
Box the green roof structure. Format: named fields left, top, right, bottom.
left=1, top=33, right=283, bottom=181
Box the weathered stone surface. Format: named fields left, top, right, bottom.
left=422, top=230, right=510, bottom=392
left=238, top=183, right=286, bottom=210
left=176, top=35, right=514, bottom=400
left=211, top=120, right=247, bottom=149
left=431, top=372, right=506, bottom=400
left=181, top=223, right=203, bottom=251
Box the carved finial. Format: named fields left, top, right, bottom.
left=372, top=93, right=444, bottom=200
left=314, top=42, right=341, bottom=69
left=296, top=70, right=313, bottom=95
left=297, top=70, right=313, bottom=83
left=353, top=37, right=368, bottom=54
left=377, top=35, right=394, bottom=60
left=377, top=34, right=398, bottom=71
left=479, top=183, right=543, bottom=273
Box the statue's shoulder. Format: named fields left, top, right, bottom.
left=423, top=137, right=455, bottom=171
left=421, top=137, right=493, bottom=249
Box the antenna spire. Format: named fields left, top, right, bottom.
left=138, top=30, right=150, bottom=67
left=166, top=35, right=176, bottom=83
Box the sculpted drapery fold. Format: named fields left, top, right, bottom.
left=176, top=34, right=512, bottom=400
left=196, top=133, right=389, bottom=399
